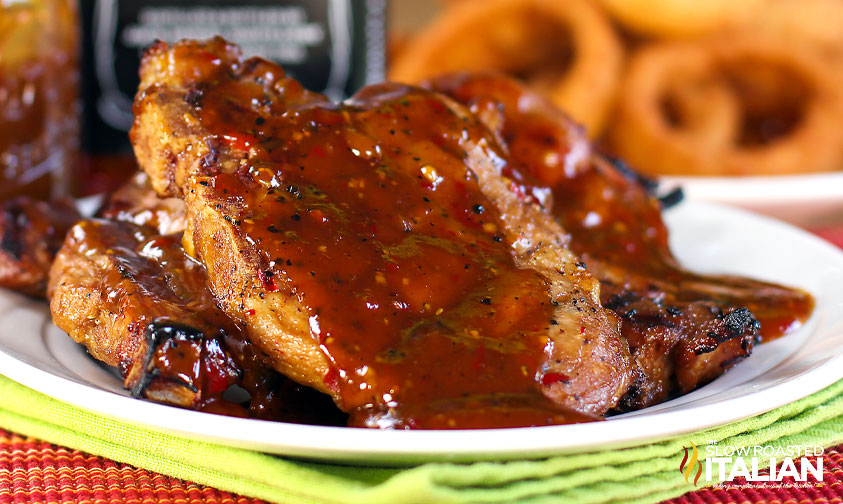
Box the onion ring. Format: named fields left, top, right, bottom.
left=598, top=0, right=764, bottom=38
left=388, top=0, right=622, bottom=137
left=664, top=79, right=741, bottom=153
left=609, top=36, right=843, bottom=176
left=748, top=0, right=843, bottom=59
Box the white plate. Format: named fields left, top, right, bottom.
left=1, top=201, right=843, bottom=464
left=661, top=172, right=843, bottom=227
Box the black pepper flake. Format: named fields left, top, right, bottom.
left=492, top=235, right=503, bottom=243
left=423, top=197, right=430, bottom=203
left=389, top=129, right=395, bottom=135
left=550, top=319, right=559, bottom=325
left=255, top=117, right=266, bottom=125
left=472, top=204, right=485, bottom=214
left=480, top=297, right=491, bottom=305
left=291, top=214, right=301, bottom=221
left=185, top=87, right=204, bottom=108
left=198, top=181, right=209, bottom=186
left=575, top=261, right=587, bottom=270
left=267, top=225, right=281, bottom=233
left=286, top=259, right=292, bottom=266
left=286, top=185, right=302, bottom=199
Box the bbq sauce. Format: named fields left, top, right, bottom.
left=72, top=218, right=345, bottom=425
left=186, top=64, right=595, bottom=427
left=434, top=75, right=814, bottom=343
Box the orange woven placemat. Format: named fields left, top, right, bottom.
left=0, top=429, right=261, bottom=504
left=1, top=426, right=842, bottom=504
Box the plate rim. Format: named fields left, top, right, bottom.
left=1, top=200, right=843, bottom=463
left=661, top=171, right=843, bottom=204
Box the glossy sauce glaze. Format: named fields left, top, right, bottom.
left=65, top=218, right=344, bottom=425
left=430, top=74, right=814, bottom=343
left=190, top=66, right=596, bottom=428
left=427, top=73, right=814, bottom=408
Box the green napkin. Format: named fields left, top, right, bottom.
left=1, top=374, right=842, bottom=504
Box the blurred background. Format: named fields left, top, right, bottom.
left=1, top=0, right=841, bottom=222
left=387, top=0, right=843, bottom=224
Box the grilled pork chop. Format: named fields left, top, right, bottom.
left=49, top=173, right=344, bottom=424
left=131, top=37, right=633, bottom=428
left=426, top=73, right=813, bottom=408
left=0, top=197, right=80, bottom=297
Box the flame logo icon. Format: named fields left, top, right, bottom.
left=679, top=441, right=703, bottom=486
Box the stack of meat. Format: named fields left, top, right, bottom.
left=1, top=38, right=813, bottom=429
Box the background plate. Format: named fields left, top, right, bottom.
left=662, top=172, right=843, bottom=227
left=1, top=201, right=843, bottom=464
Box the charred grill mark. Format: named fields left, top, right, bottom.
left=185, top=86, right=205, bottom=109
left=657, top=187, right=684, bottom=209
left=604, top=154, right=684, bottom=209
left=605, top=155, right=658, bottom=192
left=131, top=320, right=208, bottom=398
left=605, top=292, right=637, bottom=311
left=724, top=307, right=759, bottom=339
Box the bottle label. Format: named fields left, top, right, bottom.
left=79, top=0, right=385, bottom=153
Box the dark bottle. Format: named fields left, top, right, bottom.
left=77, top=0, right=386, bottom=194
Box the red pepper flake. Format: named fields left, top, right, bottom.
left=580, top=326, right=586, bottom=335
left=324, top=368, right=340, bottom=392
left=244, top=309, right=256, bottom=316
left=541, top=372, right=570, bottom=386
left=258, top=269, right=279, bottom=292
left=509, top=181, right=529, bottom=201
left=203, top=352, right=234, bottom=396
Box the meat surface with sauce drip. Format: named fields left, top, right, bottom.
left=38, top=37, right=813, bottom=429
left=130, top=37, right=636, bottom=428
left=425, top=73, right=814, bottom=409
left=49, top=172, right=346, bottom=425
